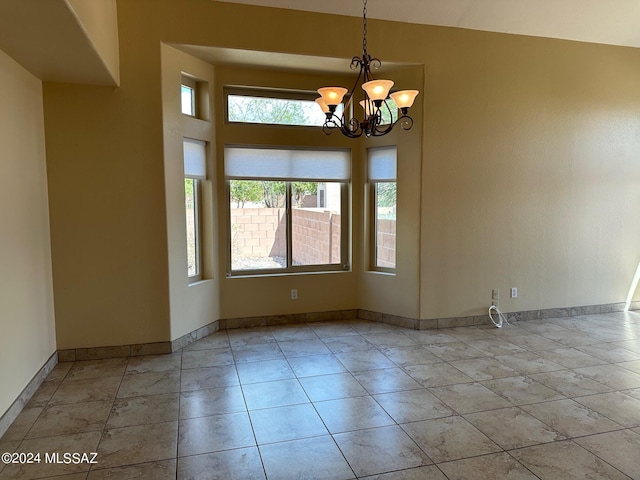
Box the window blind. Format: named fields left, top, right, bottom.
left=225, top=146, right=350, bottom=181
left=183, top=138, right=207, bottom=179
left=368, top=146, right=397, bottom=181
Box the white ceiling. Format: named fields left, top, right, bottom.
left=217, top=0, right=640, bottom=49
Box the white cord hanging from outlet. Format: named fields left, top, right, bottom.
left=488, top=305, right=510, bottom=328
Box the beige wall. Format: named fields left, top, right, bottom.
left=0, top=49, right=56, bottom=415
left=66, top=0, right=120, bottom=85
left=41, top=0, right=640, bottom=350
left=161, top=45, right=220, bottom=340
left=419, top=31, right=640, bottom=318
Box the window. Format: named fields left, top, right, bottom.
left=226, top=88, right=343, bottom=127
left=368, top=146, right=397, bottom=271
left=184, top=139, right=206, bottom=280
left=225, top=146, right=350, bottom=275
left=181, top=83, right=195, bottom=116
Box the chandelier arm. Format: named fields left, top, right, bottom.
left=397, top=115, right=414, bottom=131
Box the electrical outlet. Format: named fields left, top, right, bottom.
left=291, top=289, right=298, bottom=300
left=511, top=287, right=518, bottom=298
left=491, top=289, right=499, bottom=306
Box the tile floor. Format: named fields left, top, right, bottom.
left=1, top=311, right=640, bottom=479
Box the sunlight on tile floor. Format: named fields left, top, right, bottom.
left=1, top=311, right=640, bottom=479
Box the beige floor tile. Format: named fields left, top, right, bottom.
left=178, top=412, right=254, bottom=457
left=97, top=421, right=178, bottom=469
left=125, top=353, right=181, bottom=374
left=66, top=358, right=128, bottom=380
left=27, top=401, right=111, bottom=438
left=335, top=350, right=396, bottom=372
left=313, top=322, right=360, bottom=337
left=182, top=332, right=230, bottom=351
left=49, top=376, right=121, bottom=405
left=179, top=386, right=245, bottom=419
left=362, top=332, right=419, bottom=348
left=617, top=359, right=640, bottom=374
left=39, top=473, right=88, bottom=480
left=179, top=365, right=239, bottom=391
left=401, top=416, right=501, bottom=463
left=464, top=407, right=565, bottom=449
left=45, top=363, right=73, bottom=382
left=231, top=343, right=284, bottom=363
left=537, top=347, right=605, bottom=369
left=242, top=378, right=308, bottom=410
left=181, top=347, right=235, bottom=369
left=481, top=375, right=565, bottom=405
left=539, top=330, right=601, bottom=347
left=259, top=436, right=354, bottom=480
left=574, top=391, right=640, bottom=427
left=425, top=342, right=485, bottom=361
left=443, top=327, right=493, bottom=341
left=177, top=447, right=265, bottom=480
left=334, top=425, right=432, bottom=477
left=493, top=351, right=564, bottom=375
left=287, top=353, right=347, bottom=377
left=528, top=369, right=613, bottom=397
left=503, top=333, right=563, bottom=351
left=322, top=335, right=374, bottom=353
left=448, top=358, right=520, bottom=381
left=438, top=452, right=538, bottom=480
left=614, top=339, right=640, bottom=354
left=2, top=431, right=101, bottom=479
left=269, top=325, right=318, bottom=342
left=7, top=316, right=640, bottom=480
left=575, top=429, right=640, bottom=479
left=410, top=331, right=458, bottom=345
left=299, top=372, right=368, bottom=402
left=1, top=407, right=43, bottom=441
left=378, top=345, right=441, bottom=367
left=278, top=338, right=332, bottom=357
left=373, top=389, right=454, bottom=423
left=25, top=381, right=60, bottom=408
left=249, top=403, right=328, bottom=444
left=404, top=363, right=474, bottom=388
left=574, top=364, right=640, bottom=389
left=358, top=465, right=448, bottom=480
left=116, top=371, right=180, bottom=398
left=235, top=358, right=294, bottom=384
left=353, top=367, right=423, bottom=394
left=576, top=343, right=640, bottom=363
left=429, top=382, right=512, bottom=414
left=106, top=393, right=179, bottom=428
left=227, top=328, right=276, bottom=347
left=520, top=399, right=622, bottom=437
left=88, top=459, right=176, bottom=480
left=464, top=339, right=527, bottom=357
left=511, top=440, right=630, bottom=480
left=314, top=396, right=394, bottom=434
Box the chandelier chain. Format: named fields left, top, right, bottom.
left=362, top=0, right=368, bottom=56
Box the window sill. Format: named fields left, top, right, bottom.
left=188, top=278, right=214, bottom=287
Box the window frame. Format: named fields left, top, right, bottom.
left=185, top=177, right=203, bottom=282
left=225, top=146, right=351, bottom=277
left=368, top=146, right=397, bottom=273
left=183, top=138, right=207, bottom=283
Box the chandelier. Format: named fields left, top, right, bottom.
left=315, top=0, right=419, bottom=138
